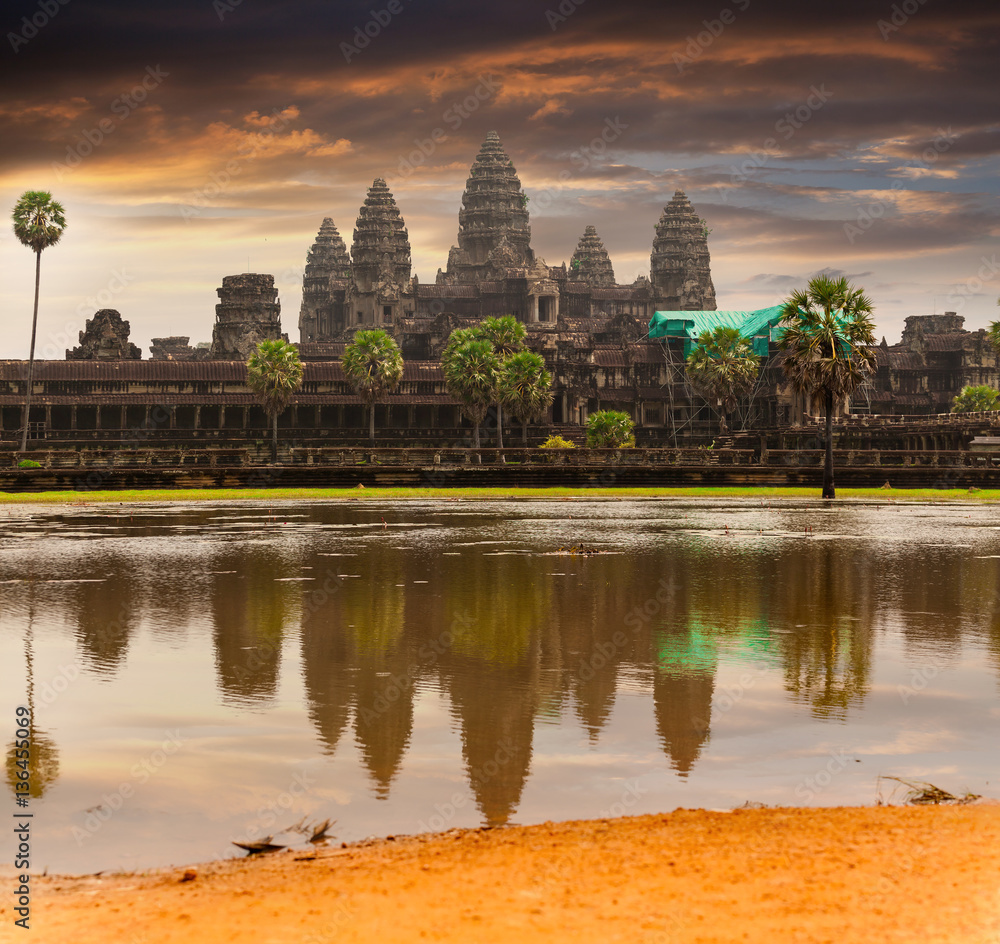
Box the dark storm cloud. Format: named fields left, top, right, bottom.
left=2, top=0, right=998, bottom=180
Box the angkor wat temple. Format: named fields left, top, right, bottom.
left=0, top=131, right=995, bottom=445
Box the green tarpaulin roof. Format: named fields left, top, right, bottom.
left=648, top=306, right=786, bottom=345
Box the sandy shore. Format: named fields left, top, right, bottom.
left=23, top=805, right=1000, bottom=944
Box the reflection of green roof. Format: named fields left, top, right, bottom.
left=656, top=617, right=781, bottom=674
left=648, top=306, right=786, bottom=355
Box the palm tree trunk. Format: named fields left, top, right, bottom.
left=472, top=422, right=481, bottom=463
left=369, top=402, right=376, bottom=443
left=522, top=418, right=528, bottom=445
left=718, top=400, right=727, bottom=436
left=20, top=250, right=41, bottom=453
left=823, top=388, right=835, bottom=499
left=271, top=412, right=278, bottom=464
left=496, top=403, right=504, bottom=450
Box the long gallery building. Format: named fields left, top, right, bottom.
left=2, top=133, right=997, bottom=445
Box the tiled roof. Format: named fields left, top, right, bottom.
left=0, top=360, right=246, bottom=381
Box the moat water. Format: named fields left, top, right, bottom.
left=1, top=498, right=998, bottom=873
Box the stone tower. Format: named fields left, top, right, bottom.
left=443, top=131, right=534, bottom=283
left=66, top=309, right=142, bottom=360
left=210, top=274, right=287, bottom=359
left=650, top=190, right=717, bottom=311
left=568, top=225, right=616, bottom=287
left=299, top=217, right=351, bottom=342
left=348, top=178, right=412, bottom=328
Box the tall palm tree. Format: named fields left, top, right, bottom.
left=778, top=274, right=877, bottom=499
left=478, top=316, right=526, bottom=449
left=341, top=329, right=404, bottom=442
left=684, top=326, right=760, bottom=435
left=497, top=350, right=552, bottom=444
left=12, top=191, right=66, bottom=452
left=442, top=337, right=500, bottom=449
left=246, top=339, right=304, bottom=463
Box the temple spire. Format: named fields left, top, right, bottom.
left=444, top=131, right=534, bottom=283
left=650, top=190, right=717, bottom=311
left=569, top=225, right=616, bottom=287
left=298, top=217, right=351, bottom=342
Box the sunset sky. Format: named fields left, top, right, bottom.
left=1, top=0, right=997, bottom=359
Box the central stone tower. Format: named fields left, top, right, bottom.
left=442, top=131, right=534, bottom=283
left=347, top=178, right=412, bottom=328
left=650, top=190, right=717, bottom=311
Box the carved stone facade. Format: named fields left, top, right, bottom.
left=298, top=217, right=351, bottom=342
left=66, top=309, right=141, bottom=360
left=297, top=132, right=717, bottom=347
left=442, top=129, right=534, bottom=284
left=868, top=313, right=1000, bottom=415
left=345, top=178, right=412, bottom=331
left=650, top=191, right=717, bottom=311
left=569, top=226, right=616, bottom=287
left=150, top=337, right=210, bottom=360
left=211, top=274, right=287, bottom=360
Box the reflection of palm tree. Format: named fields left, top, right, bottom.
left=212, top=560, right=289, bottom=705
left=348, top=581, right=413, bottom=798
left=5, top=603, right=59, bottom=799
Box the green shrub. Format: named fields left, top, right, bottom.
left=586, top=410, right=635, bottom=448
left=539, top=435, right=576, bottom=449
left=17, top=459, right=42, bottom=469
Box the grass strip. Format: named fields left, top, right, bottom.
left=2, top=486, right=999, bottom=504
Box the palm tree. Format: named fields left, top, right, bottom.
left=987, top=301, right=1000, bottom=354
left=685, top=326, right=760, bottom=435
left=478, top=316, right=526, bottom=449
left=778, top=274, right=877, bottom=499
left=442, top=337, right=500, bottom=449
left=341, top=329, right=404, bottom=442
left=246, top=339, right=304, bottom=463
left=952, top=384, right=1000, bottom=413
left=497, top=350, right=552, bottom=444
left=12, top=191, right=66, bottom=452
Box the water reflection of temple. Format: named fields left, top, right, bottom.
left=43, top=505, right=1000, bottom=828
